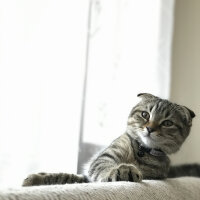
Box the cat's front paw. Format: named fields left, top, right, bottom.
left=102, top=164, right=143, bottom=182
left=22, top=173, right=47, bottom=186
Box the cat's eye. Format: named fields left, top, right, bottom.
left=141, top=111, right=150, bottom=120
left=162, top=120, right=173, bottom=127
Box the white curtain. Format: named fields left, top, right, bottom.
left=0, top=0, right=88, bottom=187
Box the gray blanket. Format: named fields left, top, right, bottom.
left=0, top=177, right=200, bottom=200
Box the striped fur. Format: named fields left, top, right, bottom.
left=168, top=164, right=200, bottom=178
left=23, top=93, right=197, bottom=186
left=22, top=173, right=88, bottom=186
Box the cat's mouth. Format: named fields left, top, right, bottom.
left=140, top=129, right=161, bottom=142
left=142, top=130, right=155, bottom=138
left=139, top=132, right=162, bottom=149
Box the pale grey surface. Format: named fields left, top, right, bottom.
left=0, top=177, right=200, bottom=200
left=170, top=0, right=200, bottom=165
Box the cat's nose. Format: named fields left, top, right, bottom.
left=146, top=127, right=155, bottom=134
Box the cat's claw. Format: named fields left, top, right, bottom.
left=101, top=164, right=143, bottom=182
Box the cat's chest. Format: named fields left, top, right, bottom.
left=136, top=153, right=170, bottom=179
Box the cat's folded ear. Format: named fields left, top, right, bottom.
left=183, top=106, right=195, bottom=119
left=181, top=106, right=195, bottom=126
left=137, top=93, right=158, bottom=100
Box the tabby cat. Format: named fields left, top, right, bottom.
left=23, top=93, right=199, bottom=186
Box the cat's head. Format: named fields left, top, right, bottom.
left=127, top=93, right=195, bottom=154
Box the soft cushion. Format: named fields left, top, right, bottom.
left=0, top=177, right=200, bottom=200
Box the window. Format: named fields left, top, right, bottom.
left=0, top=0, right=174, bottom=187
left=79, top=0, right=174, bottom=170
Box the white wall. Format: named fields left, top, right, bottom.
left=170, top=0, right=200, bottom=164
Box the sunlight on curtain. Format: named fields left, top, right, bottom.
left=0, top=0, right=87, bottom=187
left=83, top=0, right=174, bottom=146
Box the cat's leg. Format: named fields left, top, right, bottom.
left=22, top=172, right=88, bottom=186
left=88, top=153, right=142, bottom=182
left=88, top=134, right=143, bottom=182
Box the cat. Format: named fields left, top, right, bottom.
left=22, top=93, right=199, bottom=186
